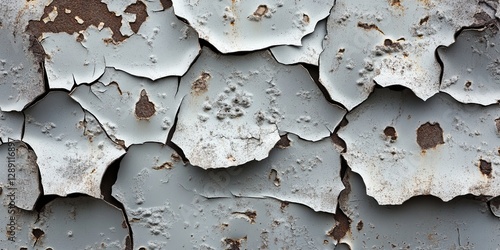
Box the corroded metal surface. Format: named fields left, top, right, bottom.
left=339, top=88, right=500, bottom=204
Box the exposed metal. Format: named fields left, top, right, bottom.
left=0, top=111, right=24, bottom=144
left=439, top=24, right=500, bottom=105
left=23, top=91, right=126, bottom=198
left=340, top=170, right=500, bottom=249
left=33, top=196, right=130, bottom=249
left=0, top=1, right=46, bottom=111
left=172, top=47, right=346, bottom=169
left=184, top=133, right=344, bottom=213
left=113, top=142, right=337, bottom=249
left=319, top=0, right=483, bottom=110
left=339, top=88, right=500, bottom=205
left=36, top=0, right=200, bottom=89
left=0, top=141, right=41, bottom=211
left=171, top=0, right=334, bottom=53
left=270, top=19, right=327, bottom=66
left=70, top=67, right=181, bottom=147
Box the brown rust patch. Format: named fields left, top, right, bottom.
left=356, top=220, right=363, bottom=231
left=152, top=161, right=173, bottom=170
left=275, top=134, right=291, bottom=149
left=160, top=0, right=173, bottom=10
left=171, top=152, right=182, bottom=162
left=416, top=122, right=444, bottom=150
left=328, top=209, right=351, bottom=242
left=224, top=236, right=247, bottom=250
left=357, top=22, right=384, bottom=34
left=26, top=0, right=148, bottom=43
left=390, top=0, right=401, bottom=6
left=384, top=126, right=397, bottom=141
left=302, top=14, right=310, bottom=24
left=479, top=159, right=492, bottom=177
left=254, top=5, right=268, bottom=17
left=280, top=201, right=289, bottom=211
left=124, top=1, right=148, bottom=33
left=231, top=210, right=257, bottom=224
left=135, top=89, right=155, bottom=119
left=192, top=72, right=210, bottom=95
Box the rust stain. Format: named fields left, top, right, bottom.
left=419, top=15, right=429, bottom=25
left=171, top=152, right=182, bottom=162
left=356, top=220, right=363, bottom=231
left=254, top=5, right=268, bottom=17
left=135, top=89, right=156, bottom=119
left=328, top=209, right=351, bottom=242
left=357, top=22, right=384, bottom=34
left=124, top=1, right=148, bottom=33
left=384, top=126, right=397, bottom=141
left=416, top=122, right=444, bottom=150
left=191, top=72, right=210, bottom=95
left=26, top=0, right=147, bottom=43
left=302, top=14, right=310, bottom=24
left=224, top=236, right=247, bottom=250
left=280, top=201, right=289, bottom=211
left=390, top=0, right=401, bottom=6
left=275, top=135, right=291, bottom=149
left=479, top=159, right=492, bottom=177
left=160, top=0, right=173, bottom=10
left=231, top=210, right=257, bottom=224
left=152, top=161, right=174, bottom=170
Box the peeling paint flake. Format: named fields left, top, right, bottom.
left=70, top=68, right=181, bottom=146
left=113, top=143, right=337, bottom=249
left=319, top=0, right=483, bottom=110
left=36, top=0, right=200, bottom=89
left=0, top=141, right=41, bottom=210
left=171, top=0, right=334, bottom=53
left=340, top=170, right=500, bottom=249
left=172, top=47, right=346, bottom=169
left=339, top=88, right=500, bottom=204
left=439, top=24, right=500, bottom=105
left=270, top=19, right=327, bottom=66
left=23, top=91, right=125, bottom=198
left=184, top=134, right=344, bottom=214
left=34, top=196, right=130, bottom=249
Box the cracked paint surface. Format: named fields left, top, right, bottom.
left=339, top=88, right=500, bottom=204
left=2, top=0, right=500, bottom=248
left=173, top=47, right=345, bottom=169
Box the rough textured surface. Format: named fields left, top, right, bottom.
left=319, top=0, right=483, bottom=110
left=23, top=91, right=126, bottom=198
left=173, top=47, right=345, bottom=169
left=113, top=143, right=337, bottom=249
left=171, top=0, right=334, bottom=53
left=339, top=88, right=500, bottom=204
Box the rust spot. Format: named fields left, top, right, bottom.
left=495, top=118, right=500, bottom=134
left=224, top=236, right=247, bottom=250
left=268, top=169, right=281, bottom=187
left=135, top=89, right=155, bottom=119
left=416, top=122, right=444, bottom=150
left=275, top=135, right=291, bottom=149
left=152, top=161, right=173, bottom=170
left=280, top=201, right=289, bottom=211
left=390, top=0, right=401, bottom=6
left=356, top=220, right=363, bottom=231
left=121, top=220, right=128, bottom=229
left=253, top=5, right=268, bottom=17
left=220, top=223, right=229, bottom=229
left=465, top=81, right=472, bottom=88
left=479, top=159, right=492, bottom=177
left=328, top=209, right=351, bottom=242
left=26, top=0, right=137, bottom=43
left=419, top=16, right=429, bottom=25
left=357, top=22, right=384, bottom=34
left=384, top=126, right=397, bottom=141
left=171, top=152, right=182, bottom=162
left=231, top=210, right=257, bottom=224
left=160, top=0, right=173, bottom=10
left=124, top=1, right=148, bottom=33
left=302, top=14, right=310, bottom=23
left=192, top=72, right=210, bottom=95
left=32, top=228, right=45, bottom=240
left=384, top=39, right=393, bottom=46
